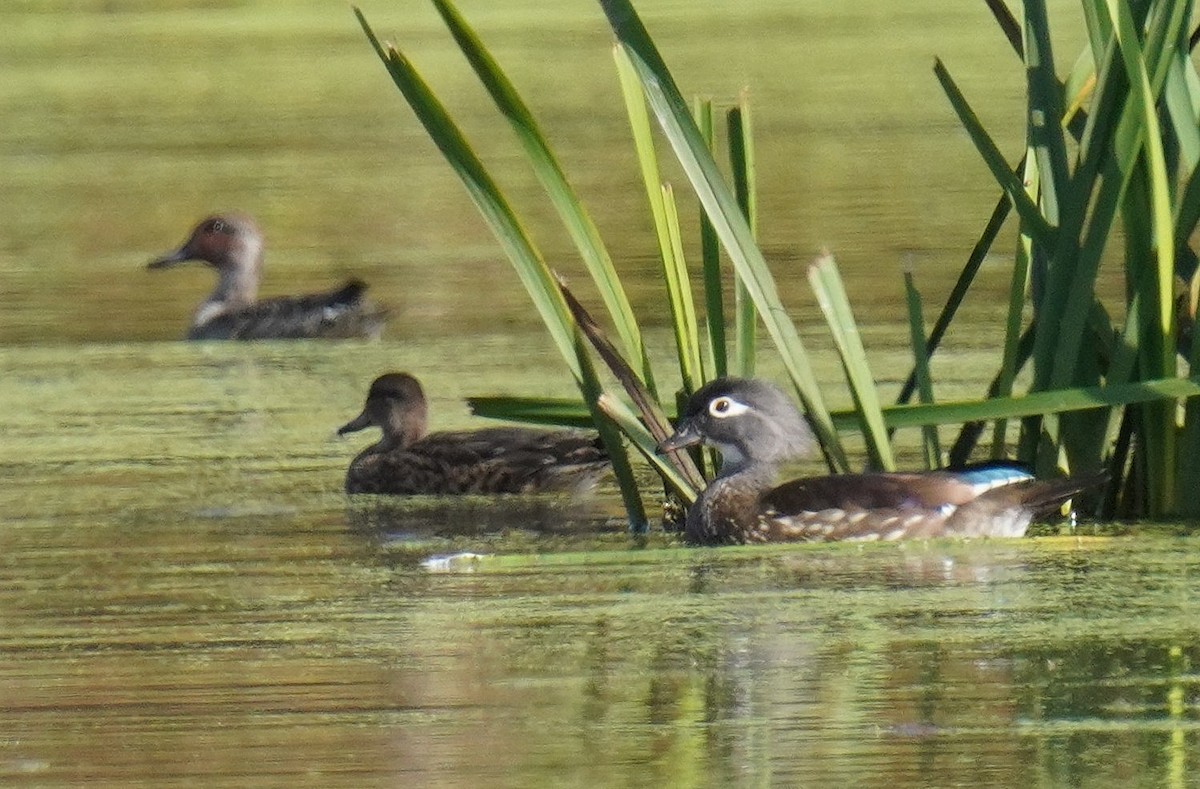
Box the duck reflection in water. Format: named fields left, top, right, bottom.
left=148, top=212, right=388, bottom=340
left=660, top=377, right=1104, bottom=546
left=338, top=372, right=610, bottom=496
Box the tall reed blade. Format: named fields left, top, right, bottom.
left=728, top=98, right=758, bottom=378
left=808, top=254, right=894, bottom=471
left=903, top=269, right=942, bottom=469
left=992, top=155, right=1038, bottom=457
left=659, top=183, right=706, bottom=394
left=599, top=0, right=848, bottom=471
left=876, top=374, right=1200, bottom=430
left=695, top=99, right=727, bottom=380
left=428, top=0, right=655, bottom=393
left=933, top=59, right=1055, bottom=245
left=354, top=7, right=648, bottom=531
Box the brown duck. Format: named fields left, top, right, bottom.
left=148, top=212, right=388, bottom=340
left=338, top=373, right=610, bottom=495
left=660, top=377, right=1104, bottom=545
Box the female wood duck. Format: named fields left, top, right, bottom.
left=338, top=372, right=610, bottom=495
left=148, top=212, right=388, bottom=340
left=660, top=377, right=1101, bottom=545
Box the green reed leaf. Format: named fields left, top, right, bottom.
left=354, top=7, right=648, bottom=531
left=728, top=98, right=758, bottom=378
left=429, top=0, right=655, bottom=393
left=903, top=269, right=942, bottom=469
left=599, top=0, right=848, bottom=471
left=808, top=253, right=894, bottom=470
left=933, top=59, right=1055, bottom=244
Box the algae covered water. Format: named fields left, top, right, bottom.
left=2, top=0, right=1196, bottom=785
left=2, top=343, right=1199, bottom=787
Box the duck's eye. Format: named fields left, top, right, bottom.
left=210, top=220, right=226, bottom=234
left=708, top=397, right=748, bottom=418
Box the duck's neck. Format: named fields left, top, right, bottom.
left=193, top=242, right=261, bottom=326
left=372, top=410, right=427, bottom=453
left=352, top=428, right=420, bottom=469
left=689, top=462, right=778, bottom=544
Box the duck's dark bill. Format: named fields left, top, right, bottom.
left=658, top=424, right=702, bottom=453
left=337, top=410, right=373, bottom=436
left=147, top=248, right=191, bottom=269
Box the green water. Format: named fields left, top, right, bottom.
left=2, top=0, right=1063, bottom=345
left=3, top=343, right=1199, bottom=787
left=3, top=1, right=1198, bottom=786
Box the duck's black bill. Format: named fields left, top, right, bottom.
left=147, top=248, right=192, bottom=269
left=337, top=410, right=373, bottom=436
left=658, top=423, right=702, bottom=454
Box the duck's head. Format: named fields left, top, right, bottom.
left=659, top=377, right=816, bottom=475
left=148, top=212, right=264, bottom=273
left=338, top=372, right=429, bottom=447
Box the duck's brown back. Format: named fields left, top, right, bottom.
left=345, top=427, right=609, bottom=495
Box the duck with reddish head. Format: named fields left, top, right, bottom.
left=148, top=212, right=388, bottom=340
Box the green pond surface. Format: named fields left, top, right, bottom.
left=4, top=0, right=1199, bottom=786
left=4, top=343, right=1200, bottom=788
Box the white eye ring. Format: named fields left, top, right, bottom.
left=708, top=397, right=750, bottom=418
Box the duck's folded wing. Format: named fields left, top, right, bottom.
left=348, top=451, right=516, bottom=495
left=759, top=471, right=1102, bottom=541
left=348, top=446, right=603, bottom=495
left=192, top=280, right=387, bottom=340
left=414, top=428, right=607, bottom=465
left=763, top=473, right=981, bottom=513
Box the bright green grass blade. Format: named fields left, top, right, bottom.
left=1111, top=0, right=1176, bottom=356
left=612, top=45, right=669, bottom=234
left=468, top=396, right=598, bottom=428
left=1164, top=55, right=1200, bottom=170
left=728, top=99, right=758, bottom=377
left=933, top=59, right=1055, bottom=244
left=695, top=98, right=726, bottom=380
left=613, top=45, right=699, bottom=395
left=429, top=0, right=655, bottom=393
left=599, top=0, right=847, bottom=471
left=839, top=374, right=1200, bottom=432
left=903, top=269, right=942, bottom=469
left=808, top=253, right=894, bottom=471
left=660, top=183, right=705, bottom=393
left=476, top=372, right=1200, bottom=436
left=354, top=8, right=648, bottom=531
left=1111, top=0, right=1177, bottom=512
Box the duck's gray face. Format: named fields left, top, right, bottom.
left=660, top=378, right=815, bottom=473
left=148, top=214, right=262, bottom=271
